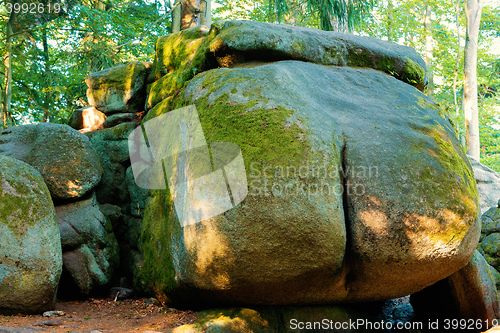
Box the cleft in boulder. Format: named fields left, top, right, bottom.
left=0, top=155, right=62, bottom=314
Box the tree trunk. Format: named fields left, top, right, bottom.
left=387, top=0, right=394, bottom=42
left=180, top=0, right=200, bottom=30
left=200, top=0, right=211, bottom=27
left=2, top=1, right=18, bottom=129
left=172, top=0, right=181, bottom=33
left=424, top=3, right=434, bottom=97
left=42, top=27, right=51, bottom=122
left=453, top=0, right=461, bottom=125
left=463, top=0, right=482, bottom=160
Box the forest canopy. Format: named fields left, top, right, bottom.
left=1, top=0, right=499, bottom=168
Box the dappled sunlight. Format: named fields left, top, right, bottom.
left=65, top=180, right=83, bottom=197
left=359, top=209, right=388, bottom=235
left=403, top=209, right=469, bottom=250
left=82, top=109, right=106, bottom=128
left=183, top=217, right=233, bottom=289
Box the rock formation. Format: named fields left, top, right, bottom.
left=0, top=155, right=62, bottom=314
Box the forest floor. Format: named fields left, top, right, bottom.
left=0, top=298, right=198, bottom=333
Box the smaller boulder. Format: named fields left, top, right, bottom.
left=109, top=287, right=135, bottom=300
left=56, top=193, right=119, bottom=296
left=103, top=111, right=145, bottom=129
left=470, top=157, right=500, bottom=214
left=478, top=205, right=500, bottom=272
left=86, top=61, right=147, bottom=114
left=0, top=123, right=102, bottom=200
left=86, top=122, right=137, bottom=208
left=0, top=155, right=62, bottom=314
left=68, top=106, right=106, bottom=132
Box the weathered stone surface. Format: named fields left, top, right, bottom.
left=0, top=123, right=102, bottom=200
left=147, top=26, right=210, bottom=110
left=0, top=155, right=62, bottom=314
left=411, top=250, right=499, bottom=331
left=470, top=157, right=500, bottom=214
left=86, top=123, right=137, bottom=208
left=99, top=203, right=123, bottom=228
left=125, top=166, right=148, bottom=218
left=203, top=20, right=426, bottom=89
left=86, top=61, right=147, bottom=114
left=146, top=21, right=426, bottom=111
left=478, top=205, right=500, bottom=273
left=103, top=112, right=144, bottom=129
left=68, top=106, right=106, bottom=131
left=56, top=193, right=119, bottom=295
left=137, top=61, right=479, bottom=307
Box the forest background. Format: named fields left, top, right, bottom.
left=1, top=0, right=499, bottom=170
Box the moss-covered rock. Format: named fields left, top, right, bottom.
left=146, top=26, right=210, bottom=110
left=55, top=192, right=120, bottom=296
left=86, top=122, right=137, bottom=209
left=0, top=155, right=62, bottom=314
left=136, top=61, right=479, bottom=307
left=144, top=20, right=427, bottom=112
left=86, top=61, right=147, bottom=114
left=477, top=206, right=500, bottom=274
left=0, top=123, right=102, bottom=200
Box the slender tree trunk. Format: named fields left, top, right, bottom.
left=387, top=0, right=395, bottom=42
left=463, top=0, right=482, bottom=160
left=172, top=0, right=181, bottom=33
left=424, top=4, right=434, bottom=97
left=453, top=0, right=461, bottom=124
left=200, top=0, right=211, bottom=27
left=2, top=1, right=18, bottom=129
left=180, top=0, right=200, bottom=30
left=42, top=27, right=51, bottom=122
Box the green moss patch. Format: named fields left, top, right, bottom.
left=0, top=157, right=54, bottom=237
left=134, top=188, right=180, bottom=301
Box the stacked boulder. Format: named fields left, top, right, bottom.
left=470, top=157, right=500, bottom=214
left=478, top=200, right=500, bottom=282
left=0, top=123, right=119, bottom=301
left=75, top=61, right=153, bottom=287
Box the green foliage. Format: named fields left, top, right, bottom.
left=0, top=0, right=172, bottom=124
left=479, top=96, right=500, bottom=172
left=214, top=0, right=374, bottom=32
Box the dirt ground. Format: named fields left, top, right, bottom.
left=0, top=298, right=199, bottom=333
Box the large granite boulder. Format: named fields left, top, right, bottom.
left=135, top=59, right=479, bottom=307
left=86, top=61, right=147, bottom=114
left=0, top=123, right=102, bottom=200
left=0, top=155, right=62, bottom=314
left=146, top=21, right=427, bottom=111
left=470, top=157, right=500, bottom=214
left=56, top=193, right=119, bottom=296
